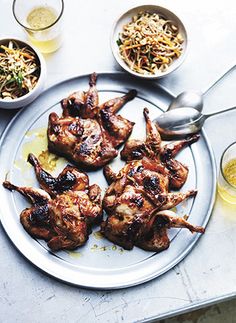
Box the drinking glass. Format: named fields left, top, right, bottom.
left=218, top=142, right=236, bottom=204
left=13, top=0, right=64, bottom=53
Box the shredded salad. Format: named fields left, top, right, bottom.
left=117, top=11, right=184, bottom=75
left=0, top=41, right=40, bottom=100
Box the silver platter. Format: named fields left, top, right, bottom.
left=0, top=73, right=216, bottom=289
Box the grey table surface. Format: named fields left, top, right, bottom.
left=1, top=0, right=236, bottom=322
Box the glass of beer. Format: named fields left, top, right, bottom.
left=218, top=142, right=236, bottom=204
left=13, top=0, right=64, bottom=53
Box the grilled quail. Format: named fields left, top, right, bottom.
left=3, top=154, right=102, bottom=251
left=101, top=108, right=204, bottom=252
left=48, top=73, right=137, bottom=170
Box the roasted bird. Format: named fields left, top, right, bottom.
left=3, top=154, right=102, bottom=251
left=48, top=73, right=137, bottom=170
left=101, top=108, right=204, bottom=252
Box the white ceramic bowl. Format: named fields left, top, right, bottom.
left=111, top=5, right=188, bottom=79
left=0, top=37, right=46, bottom=109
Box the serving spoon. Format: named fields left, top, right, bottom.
left=154, top=106, right=236, bottom=139
left=167, top=63, right=236, bottom=112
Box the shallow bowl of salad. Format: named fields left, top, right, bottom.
left=111, top=5, right=188, bottom=79
left=0, top=37, right=46, bottom=109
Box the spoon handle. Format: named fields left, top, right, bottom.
left=205, top=106, right=236, bottom=119
left=203, top=63, right=236, bottom=96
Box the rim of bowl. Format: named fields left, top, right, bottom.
left=110, top=4, right=188, bottom=79
left=0, top=37, right=46, bottom=104
left=12, top=0, right=64, bottom=32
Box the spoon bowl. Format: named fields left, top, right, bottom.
left=154, top=105, right=236, bottom=139
left=167, top=91, right=203, bottom=112
left=154, top=108, right=203, bottom=138
left=167, top=62, right=236, bottom=114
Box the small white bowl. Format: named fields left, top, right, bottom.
left=0, top=37, right=46, bottom=109
left=111, top=5, right=188, bottom=79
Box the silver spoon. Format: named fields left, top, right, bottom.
left=154, top=106, right=236, bottom=139
left=167, top=63, right=236, bottom=112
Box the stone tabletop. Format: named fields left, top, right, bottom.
left=1, top=0, right=236, bottom=322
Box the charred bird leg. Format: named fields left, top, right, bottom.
left=152, top=210, right=205, bottom=233
left=103, top=165, right=118, bottom=184
left=3, top=181, right=50, bottom=204
left=143, top=107, right=161, bottom=154
left=160, top=134, right=200, bottom=161
left=99, top=89, right=137, bottom=114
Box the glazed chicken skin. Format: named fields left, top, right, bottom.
left=101, top=108, right=204, bottom=252
left=48, top=73, right=137, bottom=170
left=3, top=154, right=102, bottom=251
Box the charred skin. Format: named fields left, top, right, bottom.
left=3, top=154, right=102, bottom=251
left=102, top=108, right=204, bottom=252
left=48, top=73, right=137, bottom=170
